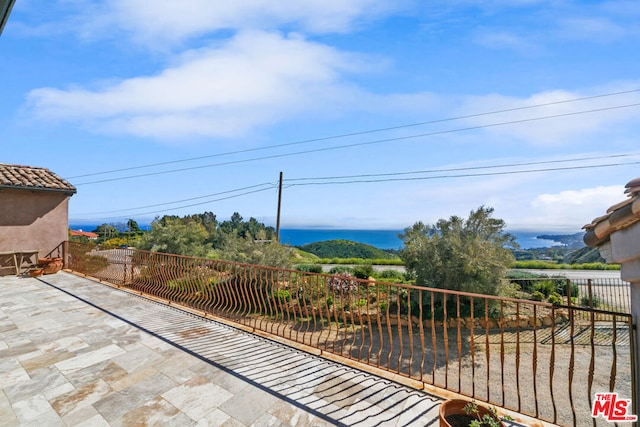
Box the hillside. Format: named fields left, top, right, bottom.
left=297, top=239, right=399, bottom=259
left=562, top=246, right=605, bottom=264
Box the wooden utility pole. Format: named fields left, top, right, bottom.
left=275, top=171, right=283, bottom=243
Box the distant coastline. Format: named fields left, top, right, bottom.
left=279, top=229, right=571, bottom=250
left=71, top=223, right=576, bottom=250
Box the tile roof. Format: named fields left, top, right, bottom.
left=0, top=163, right=76, bottom=194
left=70, top=230, right=99, bottom=238
left=583, top=177, right=640, bottom=247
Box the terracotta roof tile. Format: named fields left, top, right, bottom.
left=0, top=164, right=76, bottom=194
left=583, top=177, right=640, bottom=247
left=70, top=230, right=98, bottom=238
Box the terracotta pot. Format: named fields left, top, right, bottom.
left=43, top=261, right=63, bottom=274
left=29, top=268, right=44, bottom=277
left=38, top=257, right=63, bottom=264
left=439, top=399, right=504, bottom=427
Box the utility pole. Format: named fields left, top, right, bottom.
left=275, top=171, right=283, bottom=243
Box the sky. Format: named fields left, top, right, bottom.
left=2, top=0, right=639, bottom=232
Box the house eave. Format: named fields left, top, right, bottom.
left=0, top=184, right=77, bottom=196
left=0, top=0, right=16, bottom=35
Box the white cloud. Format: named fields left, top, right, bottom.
left=473, top=30, right=541, bottom=53
left=455, top=83, right=640, bottom=146
left=509, top=185, right=626, bottom=231
left=532, top=185, right=624, bottom=208
left=26, top=31, right=367, bottom=139
left=81, top=0, right=399, bottom=47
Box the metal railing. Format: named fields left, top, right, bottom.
left=67, top=242, right=635, bottom=427
left=571, top=278, right=630, bottom=314
left=507, top=275, right=631, bottom=314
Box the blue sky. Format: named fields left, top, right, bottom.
left=2, top=1, right=639, bottom=232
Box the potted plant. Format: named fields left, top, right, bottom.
left=439, top=399, right=511, bottom=427
left=37, top=257, right=64, bottom=275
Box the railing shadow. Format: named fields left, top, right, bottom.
left=40, top=274, right=442, bottom=427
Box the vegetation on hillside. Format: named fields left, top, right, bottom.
left=82, top=212, right=293, bottom=268
left=297, top=239, right=399, bottom=259
left=562, top=246, right=605, bottom=264
left=74, top=211, right=614, bottom=271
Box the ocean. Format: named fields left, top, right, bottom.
left=279, top=229, right=567, bottom=250
left=70, top=224, right=570, bottom=250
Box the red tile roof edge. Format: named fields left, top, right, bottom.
left=583, top=177, right=640, bottom=247
left=0, top=163, right=76, bottom=194
left=70, top=230, right=99, bottom=238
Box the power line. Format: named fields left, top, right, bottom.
left=73, top=182, right=275, bottom=216
left=285, top=160, right=640, bottom=187
left=284, top=153, right=640, bottom=182
left=73, top=185, right=275, bottom=220
left=66, top=88, right=640, bottom=180
left=74, top=102, right=640, bottom=186
left=72, top=153, right=639, bottom=218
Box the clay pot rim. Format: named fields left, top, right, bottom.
left=439, top=399, right=504, bottom=427
left=38, top=257, right=63, bottom=264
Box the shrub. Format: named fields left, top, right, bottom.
left=353, top=298, right=368, bottom=308
left=328, top=266, right=353, bottom=275
left=511, top=260, right=561, bottom=269
left=533, top=280, right=555, bottom=297
left=102, top=237, right=128, bottom=249
left=353, top=265, right=374, bottom=280
left=554, top=281, right=579, bottom=298
left=531, top=291, right=545, bottom=301
left=376, top=269, right=404, bottom=280
left=581, top=295, right=601, bottom=308
left=295, top=264, right=323, bottom=274
left=547, top=292, right=563, bottom=305
left=275, top=289, right=291, bottom=303
left=505, top=271, right=550, bottom=293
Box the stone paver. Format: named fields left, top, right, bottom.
left=0, top=272, right=442, bottom=426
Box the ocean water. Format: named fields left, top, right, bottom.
left=70, top=224, right=568, bottom=250
left=279, top=229, right=404, bottom=250
left=279, top=229, right=567, bottom=250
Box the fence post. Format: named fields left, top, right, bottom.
left=62, top=241, right=69, bottom=268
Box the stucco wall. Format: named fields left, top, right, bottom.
left=0, top=188, right=70, bottom=274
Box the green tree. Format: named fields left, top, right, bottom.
left=139, top=217, right=210, bottom=257
left=399, top=206, right=517, bottom=296
left=93, top=224, right=119, bottom=242
left=219, top=234, right=292, bottom=269
left=127, top=219, right=142, bottom=234
left=190, top=211, right=217, bottom=240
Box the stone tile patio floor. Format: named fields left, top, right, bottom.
left=0, top=272, right=444, bottom=426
